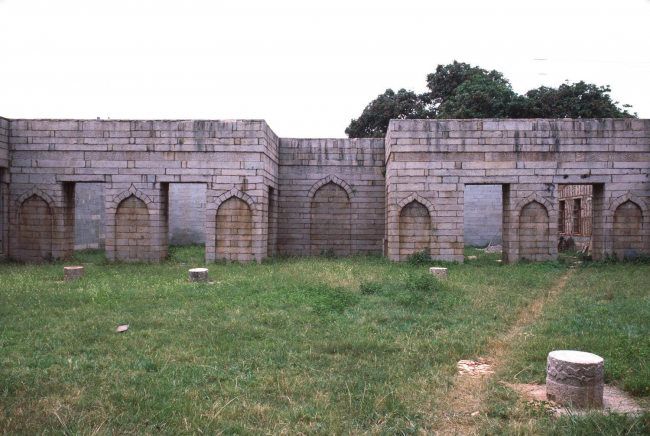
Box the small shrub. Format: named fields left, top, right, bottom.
left=631, top=253, right=650, bottom=265
left=406, top=248, right=431, bottom=266
left=405, top=270, right=442, bottom=293
left=395, top=270, right=447, bottom=308
left=320, top=248, right=336, bottom=259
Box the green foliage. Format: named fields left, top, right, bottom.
left=345, top=88, right=434, bottom=138
left=437, top=73, right=525, bottom=119
left=540, top=411, right=650, bottom=436
left=394, top=270, right=447, bottom=309
left=405, top=270, right=442, bottom=293
left=406, top=247, right=431, bottom=266
left=523, top=81, right=636, bottom=118
left=479, top=378, right=650, bottom=435
left=426, top=60, right=511, bottom=106
left=346, top=60, right=636, bottom=138
left=1, top=247, right=648, bottom=434
left=503, top=264, right=650, bottom=397
left=320, top=247, right=336, bottom=258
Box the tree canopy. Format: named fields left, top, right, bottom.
left=344, top=88, right=434, bottom=138
left=346, top=61, right=635, bottom=138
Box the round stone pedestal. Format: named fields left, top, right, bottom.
left=546, top=350, right=604, bottom=408
left=189, top=268, right=209, bottom=283
left=64, top=266, right=84, bottom=281
left=429, top=267, right=448, bottom=280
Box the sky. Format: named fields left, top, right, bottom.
left=0, top=0, right=649, bottom=138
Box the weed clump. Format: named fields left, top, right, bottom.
left=394, top=270, right=449, bottom=308
left=406, top=270, right=442, bottom=293
left=406, top=248, right=432, bottom=266
left=320, top=248, right=336, bottom=259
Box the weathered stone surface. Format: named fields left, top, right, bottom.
left=0, top=117, right=648, bottom=264
left=546, top=350, right=604, bottom=408
left=64, top=266, right=84, bottom=281
left=464, top=185, right=502, bottom=247
left=429, top=267, right=448, bottom=280
left=189, top=268, right=209, bottom=282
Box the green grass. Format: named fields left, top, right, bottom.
left=502, top=264, right=650, bottom=395
left=0, top=247, right=648, bottom=434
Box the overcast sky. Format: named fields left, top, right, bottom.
left=1, top=0, right=649, bottom=138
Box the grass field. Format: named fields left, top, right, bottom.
left=0, top=247, right=648, bottom=435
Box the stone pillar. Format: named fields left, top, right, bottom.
left=501, top=184, right=516, bottom=264
left=546, top=350, right=604, bottom=408
left=189, top=268, right=209, bottom=282
left=152, top=183, right=170, bottom=262
left=591, top=184, right=606, bottom=260
left=0, top=170, right=7, bottom=258
left=429, top=267, right=447, bottom=280
left=64, top=266, right=84, bottom=281
left=57, top=182, right=75, bottom=259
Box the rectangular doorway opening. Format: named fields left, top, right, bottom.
left=557, top=184, right=595, bottom=256
left=74, top=183, right=106, bottom=259
left=464, top=184, right=503, bottom=249
left=168, top=183, right=206, bottom=262
left=557, top=184, right=606, bottom=259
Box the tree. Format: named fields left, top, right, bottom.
left=345, top=62, right=635, bottom=138
left=425, top=61, right=510, bottom=107
left=436, top=73, right=526, bottom=119
left=345, top=88, right=434, bottom=138
left=522, top=81, right=635, bottom=119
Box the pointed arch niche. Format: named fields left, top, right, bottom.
left=613, top=200, right=644, bottom=258
left=215, top=195, right=254, bottom=262
left=398, top=194, right=434, bottom=261
left=518, top=200, right=551, bottom=262
left=19, top=194, right=53, bottom=263
left=115, top=194, right=151, bottom=262
left=309, top=181, right=352, bottom=255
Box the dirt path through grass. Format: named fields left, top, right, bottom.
left=433, top=270, right=575, bottom=435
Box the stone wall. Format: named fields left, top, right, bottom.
left=464, top=185, right=502, bottom=247
left=277, top=138, right=385, bottom=255
left=398, top=200, right=431, bottom=260
left=115, top=195, right=152, bottom=261
left=2, top=116, right=648, bottom=264
left=613, top=200, right=644, bottom=259
left=73, top=183, right=206, bottom=249
left=216, top=196, right=253, bottom=262
left=74, top=183, right=106, bottom=250
left=7, top=119, right=278, bottom=263
left=0, top=117, right=8, bottom=168
left=0, top=117, right=9, bottom=256
left=385, top=118, right=650, bottom=263
left=18, top=195, right=53, bottom=263
left=169, top=183, right=206, bottom=245
left=519, top=200, right=551, bottom=261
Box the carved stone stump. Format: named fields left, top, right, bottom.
left=64, top=266, right=84, bottom=282
left=189, top=268, right=209, bottom=283
left=429, top=267, right=447, bottom=280
left=546, top=350, right=604, bottom=408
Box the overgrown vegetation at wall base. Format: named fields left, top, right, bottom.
left=0, top=247, right=648, bottom=434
